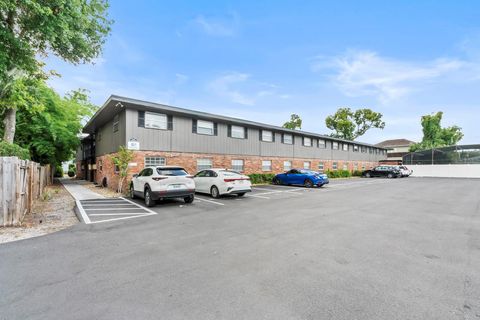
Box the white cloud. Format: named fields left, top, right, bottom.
left=312, top=50, right=466, bottom=103
left=193, top=13, right=239, bottom=37
left=175, top=73, right=189, bottom=85
left=207, top=72, right=291, bottom=106
left=207, top=72, right=255, bottom=105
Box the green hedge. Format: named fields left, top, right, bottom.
left=352, top=170, right=363, bottom=177
left=325, top=169, right=352, bottom=178
left=247, top=173, right=276, bottom=184
left=0, top=141, right=30, bottom=160
left=67, top=169, right=75, bottom=177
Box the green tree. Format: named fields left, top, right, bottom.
left=282, top=114, right=302, bottom=130
left=6, top=79, right=97, bottom=165
left=110, top=146, right=134, bottom=194
left=1, top=0, right=112, bottom=143
left=325, top=107, right=385, bottom=140
left=409, top=112, right=463, bottom=151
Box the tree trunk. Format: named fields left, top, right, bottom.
left=3, top=108, right=16, bottom=143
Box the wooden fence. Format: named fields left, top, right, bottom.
left=0, top=157, right=52, bottom=227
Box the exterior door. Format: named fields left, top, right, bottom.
left=194, top=170, right=208, bottom=192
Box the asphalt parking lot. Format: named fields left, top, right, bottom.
left=1, top=177, right=479, bottom=320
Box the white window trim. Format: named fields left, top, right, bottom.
left=262, top=160, right=272, bottom=171
left=145, top=112, right=168, bottom=130
left=231, top=125, right=246, bottom=139
left=197, top=158, right=213, bottom=170
left=283, top=134, right=293, bottom=144
left=318, top=139, right=326, bottom=148
left=303, top=161, right=311, bottom=169
left=231, top=159, right=244, bottom=172
left=197, top=120, right=215, bottom=135
left=283, top=161, right=292, bottom=171
left=261, top=130, right=273, bottom=142
left=144, top=156, right=166, bottom=167
left=332, top=142, right=339, bottom=150
left=303, top=137, right=312, bottom=147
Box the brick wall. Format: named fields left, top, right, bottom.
left=91, top=151, right=379, bottom=191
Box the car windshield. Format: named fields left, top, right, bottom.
left=300, top=169, right=318, bottom=174
left=156, top=168, right=188, bottom=176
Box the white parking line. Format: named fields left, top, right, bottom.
left=88, top=214, right=156, bottom=224
left=89, top=213, right=149, bottom=216
left=83, top=207, right=143, bottom=211
left=246, top=194, right=271, bottom=199
left=76, top=200, right=91, bottom=224
left=195, top=197, right=225, bottom=206
left=120, top=197, right=158, bottom=214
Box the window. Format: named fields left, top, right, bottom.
left=354, top=162, right=358, bottom=170
left=230, top=125, right=246, bottom=139
left=231, top=159, right=244, bottom=172
left=343, top=163, right=348, bottom=170
left=197, top=120, right=215, bottom=135
left=197, top=158, right=212, bottom=171
left=332, top=141, right=339, bottom=150
left=303, top=161, right=311, bottom=169
left=282, top=133, right=293, bottom=144
left=303, top=137, right=312, bottom=147
left=369, top=147, right=373, bottom=154
left=113, top=114, right=119, bottom=133
left=318, top=162, right=324, bottom=171
left=361, top=146, right=367, bottom=153
left=262, top=160, right=272, bottom=171
left=332, top=162, right=338, bottom=170
left=145, top=157, right=166, bottom=167
left=156, top=168, right=188, bottom=176
left=318, top=139, right=326, bottom=148
left=98, top=160, right=103, bottom=171
left=145, top=112, right=168, bottom=129
left=353, top=145, right=359, bottom=152
left=283, top=160, right=292, bottom=171
left=261, top=130, right=273, bottom=142
left=362, top=164, right=366, bottom=170
left=343, top=144, right=349, bottom=151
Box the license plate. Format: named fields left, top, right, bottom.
left=168, top=184, right=185, bottom=190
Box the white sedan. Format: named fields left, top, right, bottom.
left=193, top=168, right=252, bottom=198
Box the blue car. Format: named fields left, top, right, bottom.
left=273, top=169, right=329, bottom=188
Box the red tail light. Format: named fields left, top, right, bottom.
left=224, top=178, right=236, bottom=182
left=152, top=177, right=168, bottom=181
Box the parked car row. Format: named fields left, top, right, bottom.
left=362, top=165, right=412, bottom=178
left=129, top=166, right=330, bottom=207
left=129, top=166, right=253, bottom=207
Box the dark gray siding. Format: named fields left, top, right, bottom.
left=123, top=108, right=386, bottom=162
left=95, top=109, right=126, bottom=156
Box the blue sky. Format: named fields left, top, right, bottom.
left=46, top=1, right=480, bottom=144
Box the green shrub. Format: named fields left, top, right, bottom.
left=247, top=173, right=275, bottom=184
left=352, top=170, right=363, bottom=177
left=326, top=169, right=352, bottom=178
left=68, top=163, right=76, bottom=171
left=0, top=141, right=30, bottom=160
left=67, top=169, right=75, bottom=177
left=54, top=165, right=63, bottom=177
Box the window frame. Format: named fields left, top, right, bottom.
left=230, top=125, right=246, bottom=139
left=196, top=120, right=215, bottom=136
left=282, top=133, right=293, bottom=145
left=231, top=159, right=244, bottom=172
left=332, top=162, right=338, bottom=170
left=144, top=112, right=168, bottom=130
left=303, top=137, right=312, bottom=147
left=318, top=139, right=326, bottom=149
left=262, top=160, right=272, bottom=171
left=144, top=156, right=166, bottom=167
left=113, top=114, right=119, bottom=133
left=283, top=160, right=292, bottom=171
left=342, top=144, right=349, bottom=151
left=261, top=130, right=274, bottom=142
left=303, top=161, right=311, bottom=169
left=332, top=141, right=339, bottom=150
left=318, top=162, right=324, bottom=171
left=197, top=158, right=213, bottom=171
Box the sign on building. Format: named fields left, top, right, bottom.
left=127, top=140, right=140, bottom=150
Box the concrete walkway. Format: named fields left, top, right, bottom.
left=60, top=178, right=105, bottom=200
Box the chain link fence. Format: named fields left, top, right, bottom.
left=403, top=144, right=480, bottom=165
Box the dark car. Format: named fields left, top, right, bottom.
left=273, top=169, right=329, bottom=187
left=362, top=165, right=401, bottom=178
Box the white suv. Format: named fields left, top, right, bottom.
left=129, top=166, right=195, bottom=207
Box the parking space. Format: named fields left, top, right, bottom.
left=77, top=197, right=157, bottom=224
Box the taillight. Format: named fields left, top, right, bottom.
left=152, top=177, right=168, bottom=181
left=224, top=178, right=236, bottom=182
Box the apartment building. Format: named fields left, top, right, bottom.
left=76, top=95, right=387, bottom=188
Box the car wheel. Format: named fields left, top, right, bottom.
left=129, top=183, right=136, bottom=199
left=365, top=173, right=371, bottom=178
left=144, top=188, right=155, bottom=207
left=272, top=177, right=280, bottom=185
left=184, top=194, right=194, bottom=203
left=237, top=193, right=246, bottom=197
left=210, top=186, right=220, bottom=198
left=304, top=179, right=313, bottom=188
left=387, top=173, right=393, bottom=179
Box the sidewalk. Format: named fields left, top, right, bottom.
left=60, top=178, right=105, bottom=201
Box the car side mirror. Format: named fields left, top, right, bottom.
left=132, top=174, right=138, bottom=178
